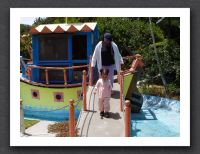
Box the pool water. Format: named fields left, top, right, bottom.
left=24, top=105, right=80, bottom=121
left=131, top=95, right=180, bottom=137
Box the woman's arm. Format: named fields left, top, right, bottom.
left=91, top=41, right=101, bottom=67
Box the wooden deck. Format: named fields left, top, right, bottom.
left=76, top=83, right=125, bottom=137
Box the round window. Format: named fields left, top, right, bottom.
left=33, top=91, right=38, bottom=97
left=56, top=94, right=62, bottom=100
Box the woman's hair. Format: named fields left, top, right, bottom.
left=100, top=68, right=109, bottom=76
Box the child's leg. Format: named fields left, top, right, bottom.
left=104, top=98, right=110, bottom=112
left=98, top=98, right=104, bottom=112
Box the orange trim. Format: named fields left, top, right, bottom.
left=67, top=25, right=78, bottom=33
left=69, top=99, right=75, bottom=137
left=29, top=64, right=88, bottom=70
left=124, top=100, right=131, bottom=137
left=54, top=25, right=64, bottom=33
left=131, top=59, right=140, bottom=70
left=81, top=25, right=92, bottom=32
left=29, top=28, right=39, bottom=34
left=45, top=69, right=49, bottom=84
left=25, top=67, right=32, bottom=80
left=63, top=69, right=67, bottom=86
left=41, top=26, right=52, bottom=33
left=20, top=78, right=88, bottom=88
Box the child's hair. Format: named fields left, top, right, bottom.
left=100, top=68, right=109, bottom=76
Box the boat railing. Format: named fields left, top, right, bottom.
left=119, top=54, right=144, bottom=136
left=21, top=56, right=94, bottom=88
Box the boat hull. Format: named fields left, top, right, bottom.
left=20, top=81, right=82, bottom=121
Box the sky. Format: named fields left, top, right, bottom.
left=20, top=17, right=37, bottom=25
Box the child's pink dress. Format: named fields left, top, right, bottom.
left=94, top=79, right=112, bottom=112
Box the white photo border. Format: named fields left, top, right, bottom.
left=10, top=8, right=190, bottom=146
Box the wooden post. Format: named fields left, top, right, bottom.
left=89, top=56, right=93, bottom=86
left=29, top=66, right=32, bottom=81
left=69, top=99, right=75, bottom=137
left=124, top=100, right=131, bottom=137
left=82, top=70, right=87, bottom=111
left=119, top=71, right=124, bottom=112
left=63, top=69, right=67, bottom=86
left=45, top=69, right=49, bottom=85
left=20, top=99, right=25, bottom=134
left=131, top=54, right=144, bottom=71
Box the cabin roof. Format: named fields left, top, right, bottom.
left=30, top=22, right=97, bottom=34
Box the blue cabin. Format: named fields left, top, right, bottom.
left=21, top=22, right=99, bottom=85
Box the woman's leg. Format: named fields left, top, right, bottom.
left=102, top=65, right=115, bottom=87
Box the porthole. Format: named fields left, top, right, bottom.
left=31, top=89, right=40, bottom=99
left=54, top=92, right=64, bottom=102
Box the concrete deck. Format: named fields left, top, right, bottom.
left=21, top=121, right=56, bottom=137
left=76, top=83, right=125, bottom=137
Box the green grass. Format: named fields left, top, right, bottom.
left=138, top=84, right=180, bottom=100
left=24, top=119, right=40, bottom=129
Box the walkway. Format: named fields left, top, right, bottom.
left=76, top=83, right=125, bottom=137
left=21, top=121, right=56, bottom=137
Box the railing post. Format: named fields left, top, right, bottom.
left=124, top=100, right=131, bottom=137
left=119, top=71, right=124, bottom=112
left=63, top=69, right=67, bottom=86
left=82, top=70, right=87, bottom=111
left=131, top=54, right=144, bottom=71
left=45, top=69, right=49, bottom=85
left=69, top=99, right=75, bottom=137
left=20, top=99, right=25, bottom=134
left=89, top=56, right=93, bottom=86
left=29, top=66, right=32, bottom=81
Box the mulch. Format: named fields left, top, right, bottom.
left=48, top=121, right=78, bottom=137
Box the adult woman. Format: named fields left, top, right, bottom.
left=91, top=33, right=124, bottom=87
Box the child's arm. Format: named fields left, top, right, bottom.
left=94, top=80, right=100, bottom=94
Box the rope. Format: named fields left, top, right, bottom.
left=23, top=105, right=69, bottom=112
left=23, top=96, right=83, bottom=113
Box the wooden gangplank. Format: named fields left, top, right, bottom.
left=76, top=83, right=125, bottom=137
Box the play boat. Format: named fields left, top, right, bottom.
left=20, top=22, right=99, bottom=121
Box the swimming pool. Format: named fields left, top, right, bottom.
left=24, top=105, right=80, bottom=121
left=131, top=95, right=180, bottom=137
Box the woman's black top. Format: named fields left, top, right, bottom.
left=101, top=42, right=115, bottom=66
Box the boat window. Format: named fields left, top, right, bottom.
left=72, top=35, right=87, bottom=60
left=39, top=34, right=68, bottom=60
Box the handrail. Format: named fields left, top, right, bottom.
left=21, top=62, right=90, bottom=88
left=21, top=54, right=136, bottom=87
left=29, top=64, right=89, bottom=70
left=119, top=54, right=144, bottom=137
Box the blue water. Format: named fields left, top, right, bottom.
left=24, top=95, right=180, bottom=137
left=24, top=105, right=80, bottom=121
left=131, top=95, right=180, bottom=137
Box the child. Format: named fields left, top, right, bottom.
left=94, top=68, right=112, bottom=118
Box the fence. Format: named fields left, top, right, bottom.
left=20, top=54, right=144, bottom=137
